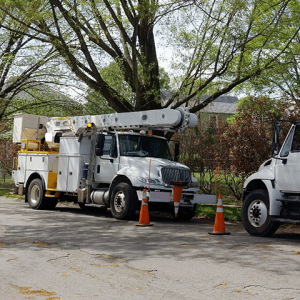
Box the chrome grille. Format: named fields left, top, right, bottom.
left=161, top=167, right=192, bottom=186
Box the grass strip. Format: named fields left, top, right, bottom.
left=0, top=189, right=24, bottom=198
left=196, top=204, right=241, bottom=221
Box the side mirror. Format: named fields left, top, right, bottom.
left=174, top=142, right=180, bottom=162
left=272, top=121, right=280, bottom=156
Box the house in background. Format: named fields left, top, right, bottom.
left=162, top=90, right=239, bottom=122
left=189, top=95, right=239, bottom=123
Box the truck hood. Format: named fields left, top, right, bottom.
left=118, top=156, right=190, bottom=182
left=243, top=158, right=275, bottom=189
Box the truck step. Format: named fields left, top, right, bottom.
left=276, top=198, right=300, bottom=203
left=271, top=218, right=300, bottom=224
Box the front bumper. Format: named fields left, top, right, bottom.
left=137, top=190, right=216, bottom=206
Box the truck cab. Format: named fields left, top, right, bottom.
left=92, top=131, right=201, bottom=219
left=242, top=121, right=300, bottom=236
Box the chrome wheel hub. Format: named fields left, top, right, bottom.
left=30, top=185, right=40, bottom=205
left=113, top=191, right=125, bottom=213
left=248, top=200, right=268, bottom=227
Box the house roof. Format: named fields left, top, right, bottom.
left=196, top=95, right=238, bottom=114
left=161, top=91, right=238, bottom=114
left=185, top=95, right=239, bottom=114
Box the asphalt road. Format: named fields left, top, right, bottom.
left=1, top=197, right=300, bottom=300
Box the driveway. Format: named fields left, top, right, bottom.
left=1, top=197, right=300, bottom=300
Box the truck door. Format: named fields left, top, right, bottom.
left=94, top=134, right=119, bottom=184
left=275, top=124, right=300, bottom=192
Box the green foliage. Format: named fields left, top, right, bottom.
left=11, top=87, right=84, bottom=117
left=0, top=5, right=83, bottom=121
left=177, top=95, right=300, bottom=200
left=196, top=205, right=241, bottom=221
left=1, top=0, right=298, bottom=114
left=218, top=96, right=300, bottom=175
left=84, top=91, right=115, bottom=115
left=174, top=115, right=221, bottom=192
left=0, top=189, right=24, bottom=198
left=163, top=0, right=300, bottom=111
left=83, top=62, right=171, bottom=114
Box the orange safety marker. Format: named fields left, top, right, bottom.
left=173, top=185, right=183, bottom=218
left=209, top=194, right=230, bottom=235
left=136, top=189, right=153, bottom=226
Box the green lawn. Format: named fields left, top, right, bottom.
left=196, top=204, right=241, bottom=221
left=0, top=177, right=15, bottom=189
left=0, top=189, right=24, bottom=198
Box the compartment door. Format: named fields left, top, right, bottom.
left=66, top=157, right=80, bottom=192
left=57, top=156, right=69, bottom=191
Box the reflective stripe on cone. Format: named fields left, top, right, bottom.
left=136, top=189, right=153, bottom=227
left=173, top=185, right=183, bottom=218
left=209, top=194, right=230, bottom=235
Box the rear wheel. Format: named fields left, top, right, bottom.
left=78, top=203, right=86, bottom=210
left=27, top=179, right=49, bottom=210
left=47, top=198, right=58, bottom=210
left=110, top=183, right=138, bottom=220
left=242, top=189, right=280, bottom=237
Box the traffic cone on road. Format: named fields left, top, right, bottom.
left=136, top=189, right=153, bottom=226
left=173, top=185, right=183, bottom=218
left=209, top=194, right=230, bottom=235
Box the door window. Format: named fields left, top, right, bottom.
left=102, top=135, right=117, bottom=157
left=291, top=125, right=300, bottom=152
left=280, top=126, right=295, bottom=157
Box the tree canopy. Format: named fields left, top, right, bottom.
left=0, top=0, right=299, bottom=114
left=0, top=6, right=86, bottom=121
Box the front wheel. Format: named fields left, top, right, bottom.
left=172, top=204, right=197, bottom=220
left=27, top=179, right=49, bottom=210
left=242, top=189, right=280, bottom=237
left=110, top=183, right=138, bottom=220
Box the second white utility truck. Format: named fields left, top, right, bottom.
left=12, top=108, right=215, bottom=220
left=242, top=120, right=300, bottom=236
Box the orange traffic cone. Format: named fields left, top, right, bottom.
left=209, top=194, right=230, bottom=235
left=173, top=185, right=183, bottom=218
left=136, top=189, right=153, bottom=226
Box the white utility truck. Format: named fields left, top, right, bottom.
left=242, top=120, right=300, bottom=236
left=12, top=108, right=215, bottom=220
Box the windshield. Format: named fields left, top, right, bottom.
left=119, top=134, right=173, bottom=160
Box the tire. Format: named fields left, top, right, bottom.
left=47, top=198, right=58, bottom=210
left=172, top=204, right=197, bottom=220
left=242, top=189, right=280, bottom=237
left=110, top=183, right=138, bottom=220
left=78, top=203, right=86, bottom=210
left=27, top=179, right=49, bottom=210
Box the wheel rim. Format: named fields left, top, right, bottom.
left=248, top=199, right=268, bottom=227
left=113, top=191, right=126, bottom=213
left=30, top=185, right=40, bottom=205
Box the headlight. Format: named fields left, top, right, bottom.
left=136, top=176, right=162, bottom=185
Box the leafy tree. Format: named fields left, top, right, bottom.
left=216, top=96, right=300, bottom=198
left=0, top=8, right=86, bottom=121
left=0, top=120, right=19, bottom=178
left=174, top=115, right=221, bottom=194
left=176, top=96, right=300, bottom=199
left=239, top=8, right=300, bottom=100
left=1, top=0, right=299, bottom=114
left=11, top=85, right=84, bottom=117
left=83, top=62, right=171, bottom=115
